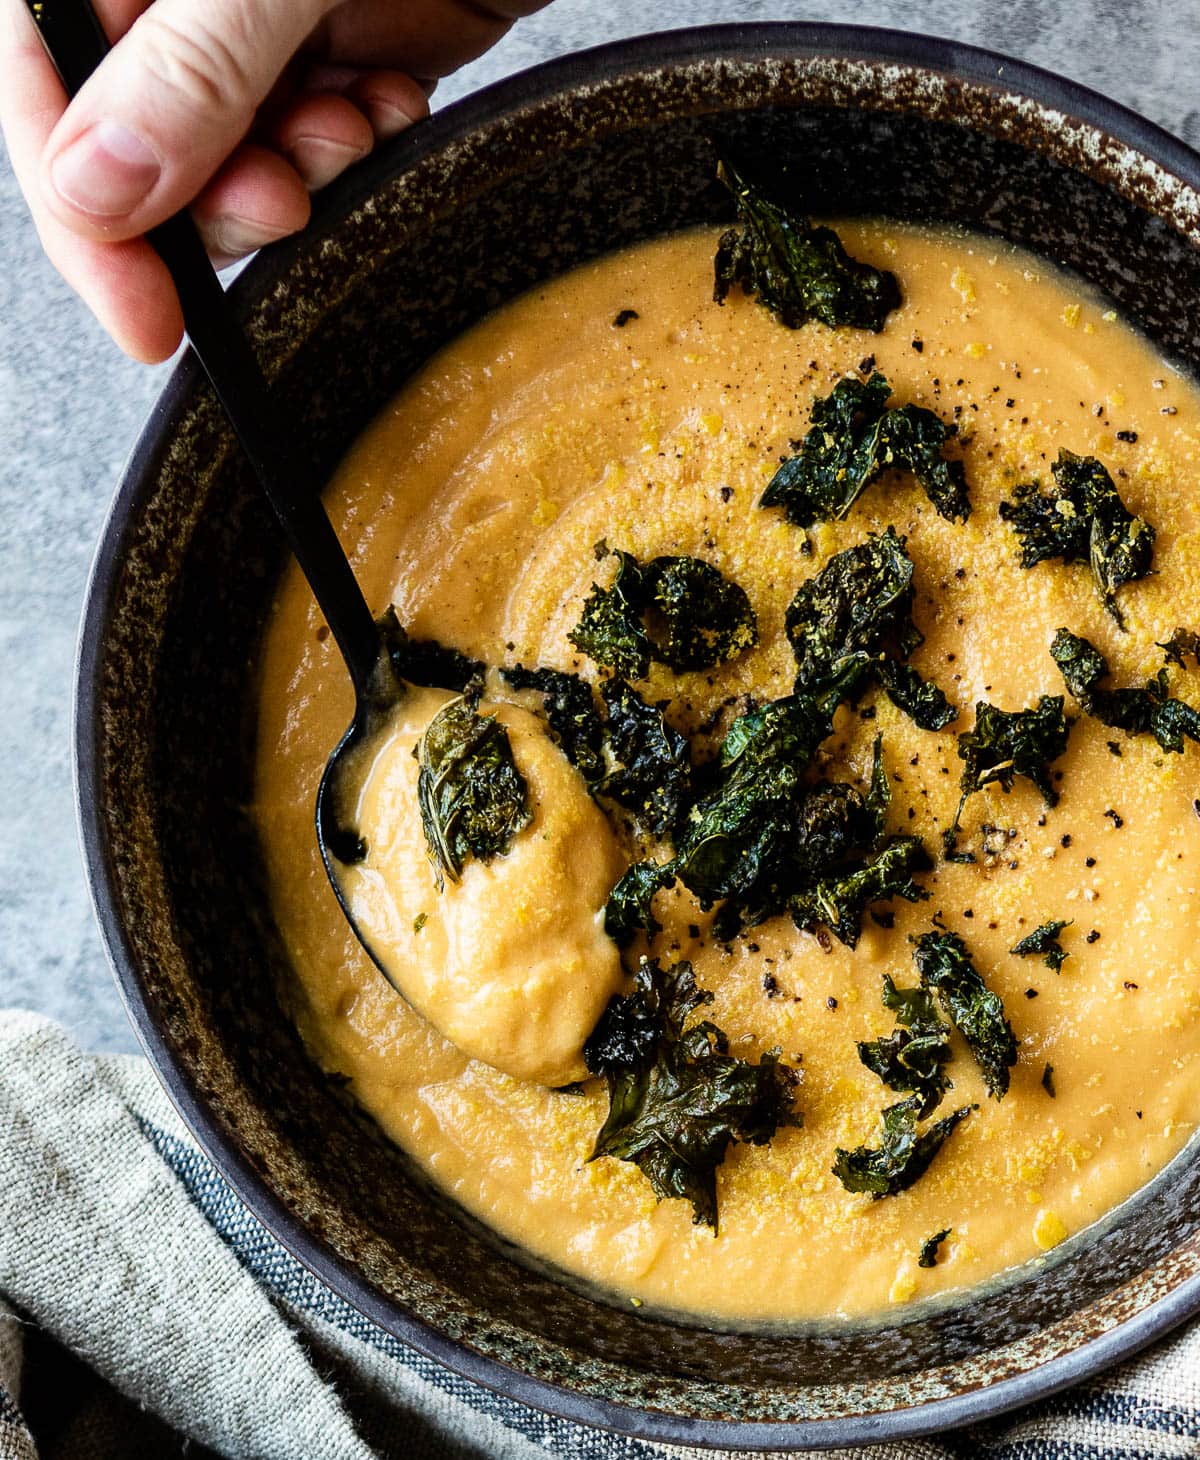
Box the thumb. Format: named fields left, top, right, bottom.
left=39, top=0, right=333, bottom=239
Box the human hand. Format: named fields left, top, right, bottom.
left=1, top=0, right=548, bottom=362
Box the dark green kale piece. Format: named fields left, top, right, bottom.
left=1159, top=629, right=1200, bottom=668
left=1011, top=919, right=1073, bottom=973
left=857, top=974, right=952, bottom=1118
left=913, top=930, right=1019, bottom=1100
left=713, top=157, right=901, bottom=333
left=955, top=697, right=1071, bottom=806
left=998, top=449, right=1155, bottom=627
left=503, top=666, right=692, bottom=838
left=1051, top=628, right=1200, bottom=754
left=650, top=555, right=759, bottom=671
left=708, top=760, right=908, bottom=945
left=570, top=545, right=655, bottom=680
left=761, top=373, right=969, bottom=528
left=832, top=1096, right=973, bottom=1198
left=378, top=606, right=485, bottom=695
left=876, top=661, right=958, bottom=733
left=501, top=664, right=605, bottom=781
left=604, top=862, right=676, bottom=946
left=670, top=686, right=850, bottom=908
left=919, top=1228, right=952, bottom=1268
left=608, top=716, right=931, bottom=949
left=945, top=696, right=1072, bottom=856
left=583, top=959, right=800, bottom=1229
left=417, top=697, right=531, bottom=888
left=787, top=835, right=930, bottom=950
left=569, top=543, right=758, bottom=679
left=596, top=679, right=692, bottom=836
left=784, top=527, right=956, bottom=730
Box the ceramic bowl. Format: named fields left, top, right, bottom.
left=76, top=23, right=1200, bottom=1450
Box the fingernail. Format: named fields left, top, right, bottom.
left=209, top=214, right=293, bottom=261
left=50, top=120, right=160, bottom=218
left=361, top=97, right=418, bottom=140
left=287, top=135, right=370, bottom=192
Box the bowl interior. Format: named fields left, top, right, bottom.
left=82, top=28, right=1200, bottom=1440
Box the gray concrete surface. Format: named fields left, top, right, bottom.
left=2, top=0, right=1199, bottom=1054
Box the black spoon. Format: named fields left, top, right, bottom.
left=28, top=0, right=409, bottom=997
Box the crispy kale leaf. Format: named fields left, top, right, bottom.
left=597, top=678, right=693, bottom=835
left=761, top=373, right=969, bottom=528
left=651, top=555, right=759, bottom=670
left=1051, top=628, right=1200, bottom=754
left=378, top=606, right=485, bottom=695
left=379, top=604, right=484, bottom=694
left=670, top=686, right=850, bottom=910
left=604, top=861, right=677, bottom=946
left=609, top=720, right=931, bottom=949
left=956, top=697, right=1070, bottom=805
left=570, top=546, right=654, bottom=679
left=833, top=1095, right=972, bottom=1198
left=919, top=1229, right=952, bottom=1268
left=583, top=959, right=799, bottom=1229
left=713, top=157, right=900, bottom=333
left=569, top=544, right=758, bottom=679
left=417, top=697, right=531, bottom=888
left=502, top=666, right=691, bottom=837
left=501, top=664, right=605, bottom=781
left=1011, top=919, right=1072, bottom=973
left=1160, top=629, right=1200, bottom=668
left=998, top=449, right=1155, bottom=627
left=857, top=974, right=952, bottom=1118
left=946, top=695, right=1072, bottom=856
left=785, top=527, right=955, bottom=729
left=913, top=930, right=1018, bottom=1100
left=787, top=835, right=930, bottom=949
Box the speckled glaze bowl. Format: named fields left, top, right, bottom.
left=76, top=23, right=1200, bottom=1450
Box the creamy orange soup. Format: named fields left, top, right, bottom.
left=254, top=223, right=1200, bottom=1321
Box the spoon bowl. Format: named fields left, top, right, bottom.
left=314, top=672, right=415, bottom=1001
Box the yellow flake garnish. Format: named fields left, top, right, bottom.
left=965, top=341, right=986, bottom=358
left=951, top=267, right=977, bottom=303
left=888, top=1267, right=918, bottom=1303
left=1062, top=303, right=1082, bottom=328
left=699, top=411, right=723, bottom=436
left=1033, top=1209, right=1068, bottom=1250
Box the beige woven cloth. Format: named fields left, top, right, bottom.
left=0, top=1010, right=1196, bottom=1460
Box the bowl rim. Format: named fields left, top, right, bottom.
left=75, top=19, right=1200, bottom=1452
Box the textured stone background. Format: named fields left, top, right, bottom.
left=1, top=0, right=1199, bottom=1055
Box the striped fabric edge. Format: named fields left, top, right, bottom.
left=1035, top=1392, right=1199, bottom=1440
left=0, top=1391, right=36, bottom=1460
left=139, top=1117, right=1198, bottom=1460
left=973, top=1443, right=1199, bottom=1460
left=139, top=1119, right=672, bottom=1460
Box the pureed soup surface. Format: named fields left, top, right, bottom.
left=254, top=223, right=1200, bottom=1322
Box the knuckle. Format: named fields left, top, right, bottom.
left=130, top=6, right=261, bottom=121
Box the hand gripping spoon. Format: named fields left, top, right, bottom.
left=28, top=0, right=411, bottom=997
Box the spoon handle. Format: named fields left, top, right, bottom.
left=24, top=0, right=382, bottom=700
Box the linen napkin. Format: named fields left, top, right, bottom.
left=0, top=1010, right=1196, bottom=1460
